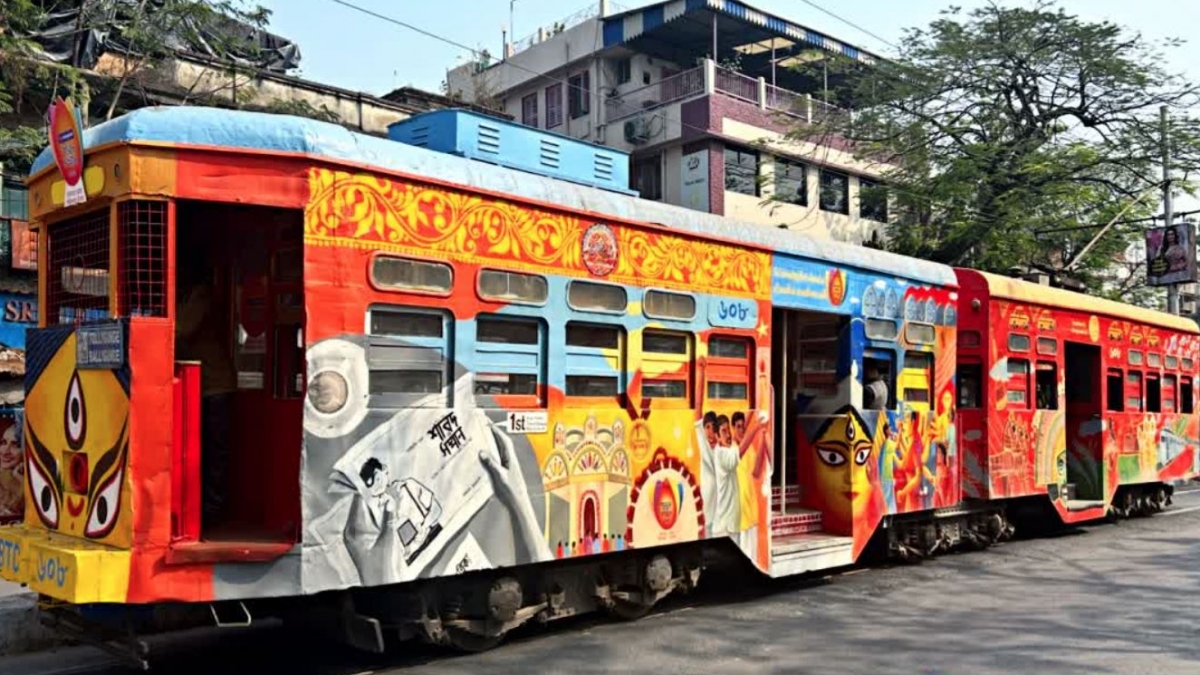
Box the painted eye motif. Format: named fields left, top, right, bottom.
left=85, top=465, right=122, bottom=539
left=817, top=447, right=847, bottom=467
left=65, top=372, right=86, bottom=450
left=854, top=445, right=872, bottom=465
left=27, top=454, right=59, bottom=529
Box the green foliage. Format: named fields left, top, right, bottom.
left=100, top=0, right=273, bottom=119
left=787, top=1, right=1200, bottom=303
left=0, top=0, right=48, bottom=173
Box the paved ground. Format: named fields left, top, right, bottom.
left=8, top=488, right=1200, bottom=675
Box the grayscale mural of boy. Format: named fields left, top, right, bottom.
left=301, top=335, right=552, bottom=593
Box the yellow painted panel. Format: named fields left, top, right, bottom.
left=49, top=166, right=106, bottom=207
left=0, top=526, right=129, bottom=604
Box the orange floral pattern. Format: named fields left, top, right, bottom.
left=304, top=168, right=771, bottom=298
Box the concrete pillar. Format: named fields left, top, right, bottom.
left=758, top=77, right=767, bottom=109
left=703, top=58, right=716, bottom=95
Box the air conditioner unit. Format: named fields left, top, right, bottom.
left=624, top=117, right=650, bottom=144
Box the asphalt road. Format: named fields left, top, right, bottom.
left=10, top=487, right=1200, bottom=675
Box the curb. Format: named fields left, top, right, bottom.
left=0, top=592, right=72, bottom=658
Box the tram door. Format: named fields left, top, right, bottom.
left=1064, top=341, right=1103, bottom=502
left=227, top=210, right=304, bottom=543
left=770, top=308, right=849, bottom=520
left=176, top=201, right=302, bottom=546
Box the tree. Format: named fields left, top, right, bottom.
left=0, top=0, right=50, bottom=172
left=0, top=0, right=283, bottom=172
left=96, top=0, right=273, bottom=120
left=785, top=1, right=1200, bottom=299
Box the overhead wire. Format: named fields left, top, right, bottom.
left=317, top=0, right=1027, bottom=232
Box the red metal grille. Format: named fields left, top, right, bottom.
left=118, top=200, right=167, bottom=318
left=46, top=209, right=110, bottom=325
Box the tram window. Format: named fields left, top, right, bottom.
left=641, top=330, right=692, bottom=403
left=1036, top=337, right=1058, bottom=356
left=1181, top=377, right=1194, bottom=414
left=706, top=335, right=753, bottom=405
left=865, top=318, right=898, bottom=341
left=371, top=255, right=453, bottom=294
left=565, top=322, right=624, bottom=400
left=366, top=308, right=451, bottom=407
left=475, top=315, right=544, bottom=406
left=1126, top=371, right=1143, bottom=412
left=1035, top=361, right=1058, bottom=410
left=863, top=355, right=896, bottom=410
left=567, top=280, right=627, bottom=313
left=1106, top=369, right=1124, bottom=412
left=478, top=269, right=548, bottom=305
left=1163, top=375, right=1178, bottom=413
left=958, top=331, right=981, bottom=348
left=957, top=363, right=982, bottom=408
left=1006, top=358, right=1030, bottom=407
left=477, top=317, right=539, bottom=345
left=1184, top=358, right=1195, bottom=372
left=799, top=319, right=841, bottom=396
left=905, top=323, right=935, bottom=345
left=1166, top=355, right=1179, bottom=370
left=643, top=290, right=696, bottom=321
left=371, top=311, right=443, bottom=338
left=902, top=352, right=933, bottom=404
left=1149, top=352, right=1162, bottom=368
left=1128, top=350, right=1144, bottom=366
left=1008, top=334, right=1031, bottom=352
left=1147, top=374, right=1162, bottom=413
left=709, top=336, right=748, bottom=359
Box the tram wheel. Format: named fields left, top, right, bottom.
left=447, top=627, right=504, bottom=653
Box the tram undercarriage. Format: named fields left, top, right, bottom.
left=38, top=480, right=1179, bottom=670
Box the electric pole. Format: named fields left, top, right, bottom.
left=1163, top=105, right=1180, bottom=315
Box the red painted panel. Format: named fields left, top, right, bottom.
left=170, top=362, right=201, bottom=544
left=174, top=152, right=309, bottom=209
left=126, top=319, right=215, bottom=602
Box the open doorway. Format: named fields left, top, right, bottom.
left=173, top=201, right=303, bottom=557
left=1065, top=341, right=1103, bottom=503
left=770, top=308, right=849, bottom=527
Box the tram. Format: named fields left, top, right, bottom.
left=0, top=105, right=1193, bottom=665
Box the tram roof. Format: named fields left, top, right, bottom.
left=30, top=106, right=956, bottom=288
left=964, top=269, right=1200, bottom=334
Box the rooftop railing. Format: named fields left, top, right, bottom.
left=606, top=60, right=851, bottom=127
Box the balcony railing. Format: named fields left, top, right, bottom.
left=604, top=67, right=705, bottom=119
left=606, top=60, right=851, bottom=127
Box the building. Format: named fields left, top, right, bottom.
left=445, top=0, right=892, bottom=244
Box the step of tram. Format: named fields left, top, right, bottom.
left=770, top=484, right=801, bottom=504
left=770, top=509, right=823, bottom=537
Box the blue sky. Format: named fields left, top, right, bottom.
left=255, top=0, right=1200, bottom=96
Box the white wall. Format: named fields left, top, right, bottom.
left=446, top=18, right=605, bottom=102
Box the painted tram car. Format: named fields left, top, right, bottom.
left=0, top=106, right=1194, bottom=664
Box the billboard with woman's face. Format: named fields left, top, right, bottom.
left=1146, top=223, right=1197, bottom=286
left=0, top=412, right=23, bottom=524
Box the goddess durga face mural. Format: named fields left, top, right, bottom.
left=24, top=329, right=130, bottom=542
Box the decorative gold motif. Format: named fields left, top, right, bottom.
left=304, top=168, right=771, bottom=298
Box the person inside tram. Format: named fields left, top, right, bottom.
left=863, top=361, right=889, bottom=410
left=176, top=252, right=238, bottom=527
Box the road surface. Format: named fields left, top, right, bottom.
left=10, top=487, right=1200, bottom=675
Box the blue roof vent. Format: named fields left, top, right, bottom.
left=388, top=109, right=637, bottom=196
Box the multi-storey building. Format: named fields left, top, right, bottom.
left=446, top=0, right=893, bottom=244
